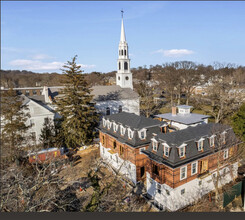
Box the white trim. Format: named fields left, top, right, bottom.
left=138, top=128, right=147, bottom=140
left=209, top=135, right=215, bottom=147
left=152, top=139, right=158, bottom=152
left=128, top=128, right=134, bottom=139
left=191, top=161, right=198, bottom=175
left=113, top=122, right=118, bottom=132
left=163, top=143, right=170, bottom=157
left=180, top=165, right=187, bottom=180
left=120, top=125, right=126, bottom=136
left=197, top=138, right=204, bottom=151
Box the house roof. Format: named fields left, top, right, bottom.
left=142, top=123, right=238, bottom=168
left=154, top=113, right=210, bottom=125
left=91, top=85, right=139, bottom=101
left=99, top=112, right=166, bottom=147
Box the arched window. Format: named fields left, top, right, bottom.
left=119, top=105, right=122, bottom=113
left=121, top=50, right=123, bottom=56
left=119, top=62, right=121, bottom=70
left=106, top=107, right=110, bottom=115
left=125, top=76, right=129, bottom=80
left=124, top=62, right=128, bottom=70
left=124, top=50, right=126, bottom=56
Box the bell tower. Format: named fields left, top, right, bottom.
left=116, top=10, right=133, bottom=90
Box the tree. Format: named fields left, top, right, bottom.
left=55, top=56, right=98, bottom=150
left=1, top=89, right=30, bottom=163
left=39, top=117, right=56, bottom=149
left=231, top=103, right=245, bottom=142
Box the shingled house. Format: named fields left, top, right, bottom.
left=142, top=123, right=239, bottom=211
left=99, top=112, right=167, bottom=184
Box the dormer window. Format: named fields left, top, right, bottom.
left=221, top=132, right=226, bottom=144
left=107, top=120, right=112, bottom=129
left=178, top=144, right=186, bottom=158
left=163, top=143, right=170, bottom=157
left=138, top=129, right=147, bottom=140
left=210, top=135, right=215, bottom=147
left=113, top=122, right=118, bottom=132
left=120, top=125, right=126, bottom=136
left=102, top=118, right=106, bottom=127
left=197, top=138, right=204, bottom=151
left=128, top=128, right=134, bottom=139
left=152, top=140, right=158, bottom=151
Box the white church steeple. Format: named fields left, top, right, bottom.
left=116, top=10, right=133, bottom=90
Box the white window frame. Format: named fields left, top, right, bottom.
left=152, top=139, right=158, bottom=151
left=223, top=149, right=229, bottom=159
left=102, top=118, right=106, bottom=127
left=128, top=128, right=134, bottom=139
left=221, top=131, right=226, bottom=144
left=107, top=120, right=112, bottom=129
left=180, top=166, right=187, bottom=180
left=178, top=144, right=186, bottom=158
left=138, top=128, right=147, bottom=140
left=197, top=138, right=204, bottom=151
left=113, top=122, right=118, bottom=132
left=163, top=143, right=170, bottom=157
left=191, top=161, right=198, bottom=175
left=120, top=125, right=126, bottom=136
left=210, top=135, right=215, bottom=147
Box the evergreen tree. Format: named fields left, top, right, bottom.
left=39, top=117, right=56, bottom=149
left=55, top=56, right=98, bottom=150
left=1, top=88, right=30, bottom=162
left=231, top=103, right=245, bottom=141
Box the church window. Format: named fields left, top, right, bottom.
left=125, top=76, right=129, bottom=80
left=124, top=50, right=127, bottom=56
left=124, top=62, right=128, bottom=70
left=119, top=62, right=121, bottom=70
left=118, top=76, right=120, bottom=80
left=106, top=107, right=110, bottom=115
left=121, top=50, right=123, bottom=56
left=119, top=105, right=122, bottom=113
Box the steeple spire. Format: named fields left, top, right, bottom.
left=120, top=10, right=126, bottom=42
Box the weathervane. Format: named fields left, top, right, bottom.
left=121, top=9, right=124, bottom=18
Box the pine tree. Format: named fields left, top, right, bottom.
left=39, top=117, right=56, bottom=149
left=55, top=56, right=98, bottom=150
left=232, top=103, right=245, bottom=141
left=1, top=88, right=30, bottom=162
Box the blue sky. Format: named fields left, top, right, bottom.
left=1, top=1, right=245, bottom=73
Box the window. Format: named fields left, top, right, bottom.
left=163, top=144, right=170, bottom=157
left=138, top=129, right=146, bottom=140
left=125, top=76, right=129, bottom=80
left=223, top=149, right=229, bottom=159
left=33, top=90, right=37, bottom=95
left=128, top=129, right=134, bottom=139
left=107, top=121, right=112, bottom=129
left=120, top=146, right=124, bottom=155
left=113, top=122, right=118, bottom=132
left=210, top=136, right=215, bottom=147
left=152, top=140, right=158, bottom=151
left=197, top=139, right=204, bottom=151
left=121, top=50, right=123, bottom=56
left=124, top=49, right=126, bottom=56
left=106, top=107, right=110, bottom=115
left=157, top=184, right=161, bottom=194
left=25, top=90, right=30, bottom=96
left=124, top=62, right=128, bottom=70
left=113, top=141, right=117, bottom=149
left=191, top=162, right=198, bottom=175
left=221, top=132, right=226, bottom=144
left=140, top=147, right=146, bottom=154
left=102, top=118, right=106, bottom=127
left=152, top=164, right=159, bottom=176
left=30, top=119, right=35, bottom=126
left=118, top=105, right=122, bottom=113
left=181, top=189, right=185, bottom=195
left=118, top=62, right=121, bottom=70
left=179, top=146, right=185, bottom=158
left=120, top=125, right=126, bottom=135
left=118, top=76, right=120, bottom=80
left=180, top=166, right=187, bottom=180
left=44, top=117, right=49, bottom=124
left=199, top=181, right=202, bottom=186
left=102, top=136, right=105, bottom=145
left=166, top=189, right=170, bottom=195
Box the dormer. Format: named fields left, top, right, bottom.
left=196, top=137, right=205, bottom=151
left=113, top=122, right=118, bottom=132
left=128, top=128, right=134, bottom=139
left=120, top=125, right=126, bottom=136
left=151, top=138, right=158, bottom=152
left=107, top=120, right=112, bottom=130
left=163, top=143, right=171, bottom=157
left=138, top=128, right=147, bottom=140
left=177, top=143, right=187, bottom=158
left=102, top=118, right=106, bottom=127
left=176, top=105, right=193, bottom=115
left=221, top=131, right=227, bottom=144
left=209, top=135, right=216, bottom=147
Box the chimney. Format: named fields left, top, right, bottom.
left=172, top=106, right=177, bottom=116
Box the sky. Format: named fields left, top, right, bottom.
left=1, top=1, right=245, bottom=73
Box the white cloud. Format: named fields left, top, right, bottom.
left=9, top=59, right=95, bottom=71
left=31, top=54, right=55, bottom=60
left=152, top=49, right=194, bottom=57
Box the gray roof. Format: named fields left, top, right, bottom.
left=142, top=123, right=238, bottom=168
left=176, top=105, right=193, bottom=109
left=154, top=113, right=210, bottom=125
left=91, top=85, right=139, bottom=101
left=29, top=95, right=45, bottom=103
left=99, top=112, right=166, bottom=147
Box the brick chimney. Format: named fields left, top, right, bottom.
left=172, top=106, right=177, bottom=116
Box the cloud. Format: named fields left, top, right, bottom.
left=152, top=49, right=194, bottom=57
left=9, top=59, right=95, bottom=71
left=31, top=54, right=55, bottom=60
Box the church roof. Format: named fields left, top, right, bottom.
left=120, top=18, right=126, bottom=42
left=91, top=85, right=139, bottom=101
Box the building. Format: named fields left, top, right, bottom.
left=142, top=123, right=239, bottom=211
left=99, top=112, right=239, bottom=211
left=99, top=112, right=167, bottom=184
left=154, top=105, right=210, bottom=131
